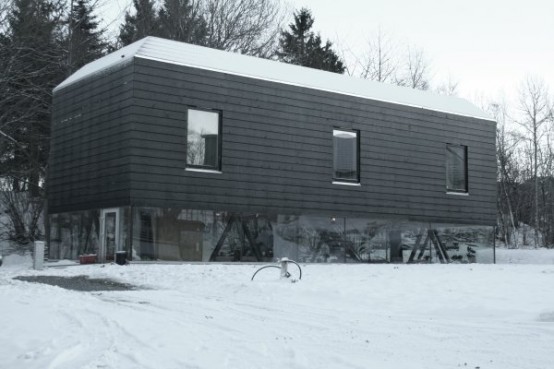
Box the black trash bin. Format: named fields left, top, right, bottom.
left=115, top=251, right=127, bottom=265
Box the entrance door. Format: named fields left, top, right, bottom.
left=99, top=208, right=120, bottom=262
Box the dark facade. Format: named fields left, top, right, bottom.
left=48, top=38, right=496, bottom=264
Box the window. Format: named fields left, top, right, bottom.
left=186, top=109, right=221, bottom=170
left=446, top=144, right=468, bottom=193
left=333, top=129, right=359, bottom=183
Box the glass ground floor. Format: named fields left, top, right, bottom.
left=48, top=207, right=495, bottom=263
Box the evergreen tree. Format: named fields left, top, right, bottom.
left=118, top=0, right=159, bottom=46
left=158, top=0, right=207, bottom=44
left=1, top=0, right=64, bottom=195
left=277, top=8, right=344, bottom=73
left=307, top=35, right=345, bottom=73
left=277, top=8, right=313, bottom=66
left=66, top=0, right=107, bottom=73
left=0, top=0, right=65, bottom=245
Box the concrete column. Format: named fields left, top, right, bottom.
left=33, top=241, right=45, bottom=270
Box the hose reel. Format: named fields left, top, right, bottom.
left=251, top=258, right=302, bottom=281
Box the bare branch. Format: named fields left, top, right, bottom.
left=359, top=27, right=398, bottom=83
left=514, top=75, right=554, bottom=246
left=204, top=0, right=286, bottom=58
left=396, top=45, right=430, bottom=90
left=434, top=74, right=459, bottom=96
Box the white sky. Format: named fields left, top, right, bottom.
left=99, top=0, right=554, bottom=104
left=295, top=0, right=554, bottom=103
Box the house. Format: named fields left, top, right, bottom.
left=48, top=37, right=496, bottom=264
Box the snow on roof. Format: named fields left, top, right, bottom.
left=55, top=37, right=493, bottom=121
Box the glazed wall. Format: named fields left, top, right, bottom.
left=129, top=207, right=495, bottom=264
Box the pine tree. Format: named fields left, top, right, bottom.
left=0, top=0, right=65, bottom=246
left=307, top=35, right=345, bottom=73
left=277, top=8, right=344, bottom=73
left=66, top=0, right=107, bottom=73
left=277, top=8, right=312, bottom=66
left=118, top=0, right=159, bottom=46
left=1, top=0, right=64, bottom=194
left=158, top=0, right=207, bottom=44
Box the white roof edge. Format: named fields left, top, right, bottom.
left=136, top=53, right=493, bottom=122
left=53, top=39, right=149, bottom=92
left=54, top=36, right=494, bottom=122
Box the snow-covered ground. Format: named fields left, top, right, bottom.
left=496, top=247, right=554, bottom=264
left=1, top=249, right=554, bottom=369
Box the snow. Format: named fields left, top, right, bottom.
left=1, top=249, right=553, bottom=369
left=496, top=247, right=554, bottom=265
left=54, top=37, right=492, bottom=122
left=1, top=252, right=33, bottom=269
left=53, top=38, right=146, bottom=92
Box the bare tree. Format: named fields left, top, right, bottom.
left=332, top=34, right=358, bottom=76
left=203, top=0, right=286, bottom=57
left=516, top=76, right=553, bottom=246
left=0, top=1, right=12, bottom=32
left=435, top=74, right=459, bottom=96
left=0, top=184, right=43, bottom=250
left=355, top=29, right=431, bottom=91
left=358, top=28, right=398, bottom=83
left=396, top=45, right=430, bottom=90
left=541, top=133, right=554, bottom=245
left=491, top=101, right=519, bottom=247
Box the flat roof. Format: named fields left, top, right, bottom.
left=55, top=37, right=493, bottom=121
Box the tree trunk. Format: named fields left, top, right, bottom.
left=534, top=126, right=540, bottom=247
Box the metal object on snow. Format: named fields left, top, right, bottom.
left=251, top=258, right=302, bottom=281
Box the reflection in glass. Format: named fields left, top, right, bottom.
left=432, top=224, right=495, bottom=264
left=274, top=215, right=300, bottom=261
left=209, top=213, right=274, bottom=262
left=275, top=215, right=347, bottom=263
left=132, top=208, right=210, bottom=261
left=187, top=109, right=220, bottom=168
left=48, top=210, right=100, bottom=260
left=344, top=219, right=393, bottom=263
left=104, top=212, right=117, bottom=260
left=51, top=207, right=494, bottom=264
left=131, top=209, right=275, bottom=262
left=446, top=144, right=468, bottom=192
left=138, top=210, right=155, bottom=260
left=333, top=129, right=358, bottom=182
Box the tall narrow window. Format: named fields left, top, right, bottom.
left=446, top=144, right=468, bottom=193
left=333, top=129, right=359, bottom=183
left=187, top=109, right=221, bottom=170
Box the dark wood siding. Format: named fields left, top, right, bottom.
left=48, top=62, right=134, bottom=213
left=127, top=57, right=496, bottom=225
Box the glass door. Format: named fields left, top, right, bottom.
left=99, top=208, right=120, bottom=262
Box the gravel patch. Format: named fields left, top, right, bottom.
left=13, top=275, right=138, bottom=291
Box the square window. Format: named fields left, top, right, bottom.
left=333, top=129, right=359, bottom=183
left=186, top=109, right=221, bottom=170
left=446, top=144, right=468, bottom=193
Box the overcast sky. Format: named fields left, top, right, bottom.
left=100, top=0, right=554, bottom=104
left=296, top=0, right=554, bottom=102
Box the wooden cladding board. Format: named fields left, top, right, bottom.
left=49, top=63, right=134, bottom=213
left=50, top=56, right=497, bottom=225
left=127, top=57, right=496, bottom=225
